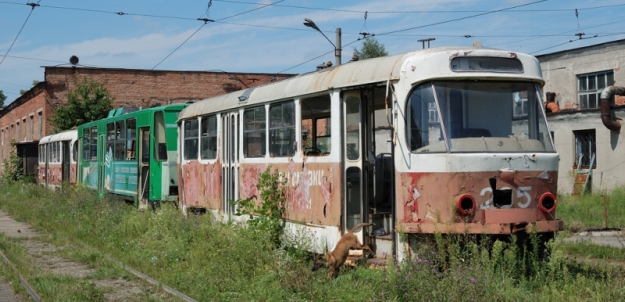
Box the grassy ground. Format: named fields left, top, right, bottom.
left=0, top=182, right=624, bottom=301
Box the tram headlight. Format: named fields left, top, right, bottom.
left=538, top=192, right=557, bottom=213
left=456, top=194, right=476, bottom=215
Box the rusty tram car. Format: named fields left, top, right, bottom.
left=38, top=129, right=78, bottom=190
left=177, top=46, right=562, bottom=259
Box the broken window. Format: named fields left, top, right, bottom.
left=574, top=129, right=596, bottom=169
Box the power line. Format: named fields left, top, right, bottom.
left=277, top=38, right=360, bottom=74
left=151, top=0, right=284, bottom=69
left=377, top=0, right=548, bottom=36
left=152, top=23, right=208, bottom=70
left=215, top=0, right=284, bottom=22
left=210, top=0, right=625, bottom=14
left=0, top=1, right=41, bottom=68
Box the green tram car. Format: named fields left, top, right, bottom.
left=77, top=104, right=188, bottom=208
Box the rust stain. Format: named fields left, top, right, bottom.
left=397, top=170, right=559, bottom=233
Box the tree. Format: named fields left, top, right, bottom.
left=0, top=90, right=6, bottom=108
left=19, top=80, right=41, bottom=95
left=354, top=37, right=388, bottom=60
left=50, top=77, right=114, bottom=131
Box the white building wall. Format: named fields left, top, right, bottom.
left=538, top=39, right=625, bottom=194
left=547, top=109, right=625, bottom=194
left=539, top=40, right=625, bottom=110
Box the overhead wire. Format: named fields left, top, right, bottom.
left=376, top=0, right=548, bottom=36
left=152, top=0, right=284, bottom=69
left=0, top=1, right=41, bottom=68
left=209, top=0, right=625, bottom=14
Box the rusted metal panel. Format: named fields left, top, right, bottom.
left=396, top=170, right=561, bottom=234
left=239, top=160, right=342, bottom=227
left=400, top=220, right=563, bottom=234
left=180, top=160, right=222, bottom=209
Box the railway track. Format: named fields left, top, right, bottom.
left=0, top=210, right=196, bottom=301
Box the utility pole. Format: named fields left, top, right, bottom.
left=335, top=28, right=342, bottom=66
left=303, top=18, right=341, bottom=67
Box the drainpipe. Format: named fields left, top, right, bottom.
left=599, top=86, right=624, bottom=132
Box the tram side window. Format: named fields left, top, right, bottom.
left=114, top=120, right=126, bottom=160
left=106, top=122, right=115, bottom=157
left=50, top=142, right=60, bottom=163
left=154, top=111, right=167, bottom=161
left=72, top=141, right=77, bottom=163
left=82, top=130, right=90, bottom=161
left=244, top=106, right=266, bottom=157
left=39, top=144, right=45, bottom=163
left=301, top=96, right=332, bottom=156
left=90, top=127, right=98, bottom=160
left=126, top=119, right=136, bottom=160
left=183, top=119, right=199, bottom=160
left=269, top=101, right=295, bottom=157
left=200, top=115, right=217, bottom=160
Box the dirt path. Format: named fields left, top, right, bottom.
left=0, top=210, right=169, bottom=301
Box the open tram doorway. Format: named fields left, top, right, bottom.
left=342, top=87, right=395, bottom=256
left=138, top=128, right=150, bottom=210
left=62, top=141, right=70, bottom=184
left=221, top=111, right=239, bottom=216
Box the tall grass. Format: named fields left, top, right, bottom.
left=0, top=182, right=624, bottom=301
left=557, top=186, right=625, bottom=232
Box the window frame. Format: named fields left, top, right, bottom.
left=269, top=101, right=295, bottom=157
left=183, top=118, right=199, bottom=160
left=574, top=129, right=597, bottom=169
left=243, top=106, right=267, bottom=158
left=200, top=114, right=218, bottom=161
left=578, top=70, right=614, bottom=110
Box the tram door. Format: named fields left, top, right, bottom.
left=62, top=141, right=70, bottom=183
left=222, top=112, right=239, bottom=216
left=97, top=133, right=106, bottom=194
left=138, top=128, right=150, bottom=209
left=44, top=145, right=49, bottom=187
left=342, top=90, right=374, bottom=243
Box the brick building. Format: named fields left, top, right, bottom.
left=0, top=66, right=294, bottom=177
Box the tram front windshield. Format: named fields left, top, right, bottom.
left=407, top=81, right=554, bottom=153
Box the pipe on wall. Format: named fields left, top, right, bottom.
left=599, top=86, right=625, bottom=132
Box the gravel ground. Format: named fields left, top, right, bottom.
left=0, top=210, right=168, bottom=301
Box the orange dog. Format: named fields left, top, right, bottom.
left=312, top=222, right=373, bottom=278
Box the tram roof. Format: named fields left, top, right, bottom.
left=179, top=46, right=542, bottom=120
left=39, top=129, right=77, bottom=145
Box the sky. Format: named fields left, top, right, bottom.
left=1, top=0, right=625, bottom=104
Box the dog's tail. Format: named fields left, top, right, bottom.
left=348, top=222, right=373, bottom=234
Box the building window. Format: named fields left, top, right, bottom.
left=574, top=129, right=596, bottom=169
left=38, top=111, right=42, bottom=139
left=513, top=91, right=529, bottom=118
left=243, top=106, right=266, bottom=158
left=29, top=115, right=34, bottom=141
left=22, top=118, right=26, bottom=140
left=578, top=71, right=614, bottom=110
